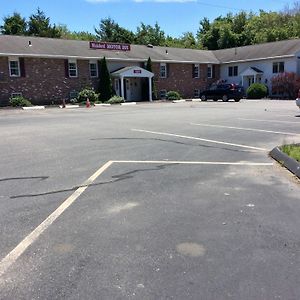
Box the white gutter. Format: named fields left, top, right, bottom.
left=220, top=54, right=295, bottom=64
left=0, top=53, right=219, bottom=64
left=1, top=52, right=294, bottom=64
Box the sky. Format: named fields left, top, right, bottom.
left=0, top=0, right=295, bottom=38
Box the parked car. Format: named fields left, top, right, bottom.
left=296, top=89, right=300, bottom=109
left=200, top=84, right=244, bottom=102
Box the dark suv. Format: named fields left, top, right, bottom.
left=200, top=84, right=244, bottom=102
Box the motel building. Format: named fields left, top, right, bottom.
left=0, top=35, right=300, bottom=106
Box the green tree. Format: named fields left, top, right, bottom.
left=197, top=17, right=210, bottom=36
left=98, top=57, right=113, bottom=102
left=57, top=24, right=97, bottom=41
left=200, top=25, right=221, bottom=50
left=95, top=18, right=134, bottom=43
left=27, top=8, right=61, bottom=38
left=244, top=11, right=289, bottom=43
left=135, top=22, right=165, bottom=46
left=179, top=32, right=197, bottom=48
left=0, top=12, right=27, bottom=35
left=165, top=36, right=182, bottom=48
left=232, top=11, right=250, bottom=46
left=217, top=24, right=237, bottom=49
left=145, top=57, right=152, bottom=73
left=196, top=9, right=300, bottom=50
left=142, top=57, right=156, bottom=100
left=69, top=31, right=97, bottom=41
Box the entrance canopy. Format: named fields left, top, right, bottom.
left=240, top=67, right=263, bottom=77
left=111, top=66, right=154, bottom=101
left=111, top=66, right=154, bottom=79
left=240, top=67, right=264, bottom=87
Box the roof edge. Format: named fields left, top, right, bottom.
left=0, top=53, right=220, bottom=64
left=219, top=54, right=295, bottom=64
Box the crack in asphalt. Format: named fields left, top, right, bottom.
left=0, top=176, right=49, bottom=182
left=9, top=164, right=176, bottom=199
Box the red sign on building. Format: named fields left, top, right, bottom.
left=89, top=41, right=131, bottom=51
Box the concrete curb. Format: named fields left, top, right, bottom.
left=270, top=146, right=300, bottom=179
left=22, top=106, right=45, bottom=110
left=59, top=105, right=80, bottom=109
left=172, top=100, right=186, bottom=103
left=121, top=102, right=136, bottom=106
left=94, top=103, right=111, bottom=107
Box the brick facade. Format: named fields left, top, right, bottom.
left=152, top=63, right=220, bottom=99
left=0, top=56, right=220, bottom=106
left=0, top=57, right=98, bottom=106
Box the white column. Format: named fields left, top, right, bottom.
left=254, top=74, right=257, bottom=83
left=148, top=77, right=153, bottom=102
left=241, top=76, right=244, bottom=87
left=120, top=76, right=124, bottom=99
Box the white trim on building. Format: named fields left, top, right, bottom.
left=111, top=66, right=154, bottom=102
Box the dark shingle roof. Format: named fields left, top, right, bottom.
left=1, top=35, right=300, bottom=64
left=250, top=67, right=263, bottom=73
left=213, top=39, right=300, bottom=63
left=0, top=35, right=218, bottom=63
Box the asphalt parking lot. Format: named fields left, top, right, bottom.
left=0, top=100, right=299, bottom=299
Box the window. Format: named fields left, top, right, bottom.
left=68, top=60, right=78, bottom=77
left=207, top=65, right=212, bottom=78
left=228, top=66, right=238, bottom=77
left=11, top=92, right=22, bottom=98
left=89, top=61, right=98, bottom=78
left=194, top=89, right=200, bottom=98
left=160, top=63, right=167, bottom=78
left=160, top=90, right=167, bottom=99
left=193, top=64, right=200, bottom=78
left=273, top=62, right=284, bottom=73
left=9, top=59, right=20, bottom=77
left=69, top=91, right=78, bottom=100
left=234, top=66, right=238, bottom=76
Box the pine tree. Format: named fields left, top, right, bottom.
left=144, top=57, right=156, bottom=100
left=98, top=57, right=113, bottom=102
left=27, top=8, right=61, bottom=38
left=0, top=12, right=27, bottom=35
left=146, top=57, right=152, bottom=73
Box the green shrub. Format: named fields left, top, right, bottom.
left=70, top=98, right=78, bottom=104
left=9, top=96, right=32, bottom=107
left=107, top=96, right=125, bottom=104
left=77, top=88, right=99, bottom=103
left=246, top=83, right=267, bottom=99
left=166, top=91, right=181, bottom=100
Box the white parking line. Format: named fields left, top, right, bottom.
left=239, top=118, right=300, bottom=124
left=274, top=114, right=297, bottom=117
left=0, top=158, right=273, bottom=277
left=0, top=160, right=114, bottom=278
left=131, top=129, right=267, bottom=151
left=116, top=160, right=273, bottom=166
left=190, top=122, right=300, bottom=136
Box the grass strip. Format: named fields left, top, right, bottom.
left=280, top=144, right=300, bottom=162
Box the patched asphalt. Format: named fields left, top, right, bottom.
left=0, top=100, right=299, bottom=299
